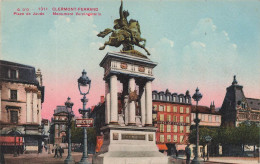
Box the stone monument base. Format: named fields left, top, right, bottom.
left=92, top=125, right=169, bottom=164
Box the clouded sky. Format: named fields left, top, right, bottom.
left=1, top=0, right=260, bottom=120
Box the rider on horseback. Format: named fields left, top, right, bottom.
left=97, top=0, right=150, bottom=56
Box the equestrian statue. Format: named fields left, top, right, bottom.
left=97, top=0, right=151, bottom=56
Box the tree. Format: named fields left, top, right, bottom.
left=71, top=120, right=83, bottom=143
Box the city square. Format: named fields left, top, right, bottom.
left=1, top=0, right=260, bottom=164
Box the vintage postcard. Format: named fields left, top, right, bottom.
left=0, top=0, right=259, bottom=163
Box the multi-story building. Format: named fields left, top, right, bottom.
left=51, top=106, right=74, bottom=145
left=220, top=76, right=260, bottom=127
left=152, top=89, right=192, bottom=154
left=191, top=103, right=222, bottom=157
left=0, top=60, right=45, bottom=153
left=220, top=76, right=260, bottom=156
left=191, top=103, right=221, bottom=128
left=41, top=119, right=50, bottom=145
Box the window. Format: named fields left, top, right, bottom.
left=186, top=126, right=190, bottom=133
left=173, top=135, right=177, bottom=142
left=186, top=98, right=189, bottom=103
left=166, top=96, right=169, bottom=101
left=192, top=113, right=195, bottom=120
left=180, top=97, right=183, bottom=103
left=160, top=114, right=164, bottom=121
left=173, top=125, right=177, bottom=132
left=167, top=125, right=171, bottom=132
left=152, top=114, right=157, bottom=121
left=209, top=115, right=212, bottom=122
left=167, top=106, right=171, bottom=112
left=180, top=126, right=184, bottom=133
left=186, top=108, right=189, bottom=113
left=173, top=106, right=177, bottom=113
left=216, top=116, right=219, bottom=122
left=160, top=95, right=163, bottom=100
left=153, top=105, right=157, bottom=111
left=10, top=90, right=17, bottom=100
left=180, top=116, right=184, bottom=122
left=160, top=135, right=165, bottom=142
left=167, top=115, right=171, bottom=121
left=241, top=102, right=246, bottom=109
left=173, top=96, right=176, bottom=102
left=10, top=69, right=18, bottom=79
left=152, top=94, right=155, bottom=100
left=198, top=114, right=201, bottom=119
left=159, top=105, right=164, bottom=112
left=173, top=116, right=177, bottom=122
left=180, top=107, right=184, bottom=113
left=167, top=135, right=171, bottom=142
left=186, top=116, right=190, bottom=123
left=10, top=111, right=18, bottom=123
left=160, top=124, right=164, bottom=132
left=202, top=114, right=205, bottom=121
left=180, top=136, right=184, bottom=143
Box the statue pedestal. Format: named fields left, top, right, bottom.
left=94, top=52, right=168, bottom=164
left=92, top=125, right=169, bottom=164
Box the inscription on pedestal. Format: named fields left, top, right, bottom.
left=121, top=134, right=145, bottom=140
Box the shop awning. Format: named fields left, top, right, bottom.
left=0, top=136, right=23, bottom=146
left=157, top=144, right=168, bottom=150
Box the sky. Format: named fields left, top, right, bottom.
left=1, top=0, right=260, bottom=120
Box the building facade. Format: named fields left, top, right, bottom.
left=51, top=106, right=74, bottom=145
left=152, top=89, right=192, bottom=154
left=0, top=60, right=45, bottom=153
left=191, top=103, right=222, bottom=157
left=220, top=76, right=260, bottom=127
left=41, top=119, right=50, bottom=145
left=191, top=103, right=221, bottom=128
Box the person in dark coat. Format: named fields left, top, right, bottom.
left=185, top=144, right=191, bottom=164
left=53, top=144, right=59, bottom=158
left=58, top=146, right=63, bottom=158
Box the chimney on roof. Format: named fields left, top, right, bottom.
left=186, top=90, right=190, bottom=96
left=210, top=101, right=215, bottom=112
left=100, top=96, right=105, bottom=103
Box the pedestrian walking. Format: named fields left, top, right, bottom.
left=185, top=144, right=191, bottom=164
left=58, top=146, right=63, bottom=158
left=53, top=144, right=59, bottom=158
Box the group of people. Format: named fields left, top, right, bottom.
left=53, top=144, right=64, bottom=158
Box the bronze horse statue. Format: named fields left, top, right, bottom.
left=98, top=19, right=150, bottom=56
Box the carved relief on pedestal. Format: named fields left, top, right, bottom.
left=129, top=89, right=138, bottom=102
left=138, top=66, right=145, bottom=72
left=120, top=63, right=128, bottom=69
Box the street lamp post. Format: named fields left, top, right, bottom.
left=13, top=128, right=18, bottom=157
left=64, top=97, right=75, bottom=164
left=191, top=87, right=202, bottom=164
left=77, top=70, right=91, bottom=164
left=48, top=130, right=51, bottom=154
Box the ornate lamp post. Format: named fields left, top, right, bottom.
left=77, top=70, right=91, bottom=164
left=13, top=127, right=18, bottom=157
left=191, top=87, right=202, bottom=164
left=64, top=97, right=75, bottom=164
left=48, top=130, right=51, bottom=154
